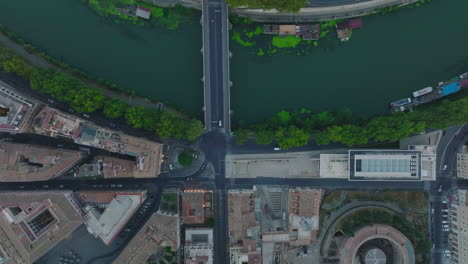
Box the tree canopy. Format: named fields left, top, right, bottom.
left=104, top=99, right=127, bottom=118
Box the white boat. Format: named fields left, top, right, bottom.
left=412, top=87, right=433, bottom=97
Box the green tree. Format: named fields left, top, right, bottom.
left=235, top=129, right=249, bottom=145
left=313, top=111, right=336, bottom=129
left=274, top=125, right=310, bottom=150
left=182, top=119, right=204, bottom=141
left=338, top=125, right=368, bottom=146
left=2, top=57, right=32, bottom=78
left=68, top=86, right=105, bottom=113
left=103, top=99, right=127, bottom=118
left=30, top=68, right=56, bottom=92
left=156, top=111, right=177, bottom=139
left=277, top=110, right=291, bottom=124
left=125, top=106, right=147, bottom=128
left=178, top=150, right=194, bottom=166
left=254, top=128, right=275, bottom=145
left=312, top=130, right=330, bottom=145
left=205, top=217, right=215, bottom=227
left=272, top=35, right=301, bottom=48
left=142, top=108, right=161, bottom=131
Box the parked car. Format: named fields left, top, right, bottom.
left=443, top=164, right=448, bottom=170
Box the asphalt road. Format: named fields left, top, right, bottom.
left=306, top=0, right=373, bottom=7
left=2, top=56, right=467, bottom=263
left=208, top=2, right=224, bottom=130
left=430, top=124, right=468, bottom=263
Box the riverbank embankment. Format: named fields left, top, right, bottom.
left=0, top=31, right=186, bottom=118
left=150, top=0, right=419, bottom=22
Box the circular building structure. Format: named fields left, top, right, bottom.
left=338, top=225, right=415, bottom=264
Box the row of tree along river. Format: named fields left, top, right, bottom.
left=0, top=0, right=467, bottom=123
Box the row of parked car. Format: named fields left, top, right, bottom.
left=441, top=200, right=451, bottom=259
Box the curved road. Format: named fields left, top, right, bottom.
left=234, top=0, right=419, bottom=22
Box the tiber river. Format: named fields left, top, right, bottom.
left=0, top=0, right=467, bottom=123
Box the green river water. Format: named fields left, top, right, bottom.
left=0, top=0, right=467, bottom=123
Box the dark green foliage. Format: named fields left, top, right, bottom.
left=274, top=125, right=310, bottom=150
left=339, top=209, right=430, bottom=256
left=205, top=217, right=215, bottom=227
left=235, top=129, right=249, bottom=145
left=156, top=112, right=203, bottom=140
left=0, top=33, right=203, bottom=141
left=125, top=106, right=149, bottom=129
left=250, top=96, right=468, bottom=149
left=254, top=127, right=275, bottom=145
left=178, top=150, right=194, bottom=166
left=30, top=68, right=105, bottom=113
left=104, top=99, right=128, bottom=118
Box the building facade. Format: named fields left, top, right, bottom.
left=457, top=147, right=468, bottom=179
left=450, top=189, right=468, bottom=263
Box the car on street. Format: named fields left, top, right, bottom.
left=443, top=164, right=448, bottom=170
left=218, top=120, right=222, bottom=127
left=438, top=185, right=443, bottom=192
left=442, top=209, right=449, bottom=212
left=274, top=147, right=281, bottom=151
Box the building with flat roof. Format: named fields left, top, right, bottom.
left=84, top=191, right=146, bottom=245
left=77, top=160, right=101, bottom=177
left=185, top=228, right=214, bottom=264
left=0, top=191, right=85, bottom=264
left=135, top=6, right=151, bottom=19
left=0, top=142, right=85, bottom=182
left=0, top=81, right=37, bottom=133
left=226, top=153, right=320, bottom=179
left=181, top=190, right=212, bottom=225
left=319, top=154, right=349, bottom=178
left=457, top=146, right=468, bottom=179
left=450, top=189, right=468, bottom=264
left=279, top=25, right=296, bottom=36
left=288, top=188, right=322, bottom=246
left=228, top=189, right=261, bottom=264
left=349, top=150, right=422, bottom=181
left=408, top=145, right=436, bottom=181
left=31, top=106, right=82, bottom=139
left=113, top=212, right=179, bottom=264
left=75, top=123, right=163, bottom=178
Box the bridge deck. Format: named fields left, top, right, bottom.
left=202, top=0, right=230, bottom=134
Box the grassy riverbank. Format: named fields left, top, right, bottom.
left=82, top=0, right=199, bottom=30
left=0, top=42, right=204, bottom=141
left=230, top=0, right=433, bottom=56
left=233, top=93, right=468, bottom=149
